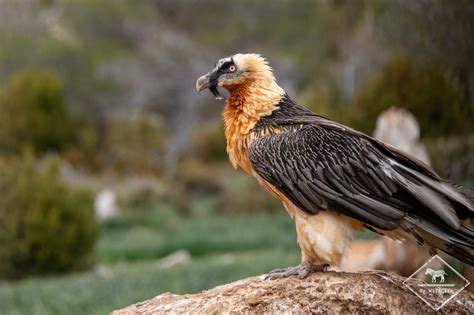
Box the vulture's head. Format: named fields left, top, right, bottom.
left=195, top=53, right=276, bottom=100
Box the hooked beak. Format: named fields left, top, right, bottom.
left=195, top=73, right=212, bottom=93
left=195, top=71, right=223, bottom=100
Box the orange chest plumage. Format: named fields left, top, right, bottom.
left=223, top=104, right=256, bottom=174
left=222, top=87, right=278, bottom=175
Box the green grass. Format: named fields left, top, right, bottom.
left=98, top=209, right=297, bottom=263
left=0, top=205, right=387, bottom=315
left=0, top=210, right=301, bottom=315
left=0, top=249, right=299, bottom=315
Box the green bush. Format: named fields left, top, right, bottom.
left=0, top=154, right=97, bottom=279
left=0, top=69, right=81, bottom=154
left=192, top=123, right=228, bottom=162
left=353, top=55, right=471, bottom=137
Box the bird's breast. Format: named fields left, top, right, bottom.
left=223, top=105, right=269, bottom=174
left=225, top=130, right=254, bottom=173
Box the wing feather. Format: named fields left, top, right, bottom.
left=248, top=124, right=473, bottom=232
left=248, top=96, right=474, bottom=262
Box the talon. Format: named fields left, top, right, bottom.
left=268, top=267, right=291, bottom=274
left=265, top=263, right=330, bottom=280
left=265, top=267, right=298, bottom=280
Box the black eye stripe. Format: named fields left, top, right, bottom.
left=214, top=57, right=231, bottom=69
left=220, top=61, right=234, bottom=71
left=210, top=57, right=236, bottom=81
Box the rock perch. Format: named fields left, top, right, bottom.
left=111, top=271, right=474, bottom=314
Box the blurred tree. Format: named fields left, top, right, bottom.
left=192, top=123, right=227, bottom=162
left=0, top=154, right=97, bottom=279
left=353, top=55, right=468, bottom=137
left=0, top=69, right=82, bottom=154
left=377, top=0, right=474, bottom=111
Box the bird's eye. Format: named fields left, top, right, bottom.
left=229, top=65, right=236, bottom=72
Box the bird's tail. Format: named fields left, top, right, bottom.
left=389, top=160, right=474, bottom=265
left=458, top=185, right=474, bottom=205
left=403, top=215, right=474, bottom=265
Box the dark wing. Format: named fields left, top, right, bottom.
left=248, top=122, right=474, bottom=234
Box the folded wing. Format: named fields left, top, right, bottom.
left=248, top=119, right=474, bottom=262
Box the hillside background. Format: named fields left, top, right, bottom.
left=0, top=1, right=473, bottom=314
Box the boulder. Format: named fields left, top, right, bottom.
left=111, top=271, right=473, bottom=314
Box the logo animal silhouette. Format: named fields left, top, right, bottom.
left=425, top=268, right=448, bottom=283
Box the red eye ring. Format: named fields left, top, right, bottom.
left=229, top=65, right=236, bottom=72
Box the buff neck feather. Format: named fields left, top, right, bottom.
left=223, top=61, right=285, bottom=136
left=222, top=57, right=285, bottom=170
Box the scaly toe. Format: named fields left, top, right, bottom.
left=265, top=263, right=330, bottom=280
left=268, top=267, right=292, bottom=274
left=265, top=266, right=300, bottom=280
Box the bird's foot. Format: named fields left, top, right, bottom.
left=265, top=262, right=329, bottom=280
